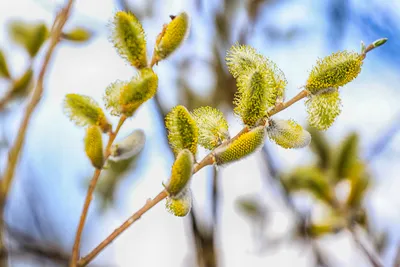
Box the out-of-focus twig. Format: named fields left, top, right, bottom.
left=0, top=1, right=75, bottom=266
left=350, top=226, right=384, bottom=267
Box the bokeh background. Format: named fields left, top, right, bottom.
left=1, top=0, right=400, bottom=266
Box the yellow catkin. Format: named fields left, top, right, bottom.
left=267, top=119, right=311, bottom=149
left=306, top=51, right=363, bottom=94
left=166, top=149, right=194, bottom=196
left=64, top=94, right=111, bottom=133
left=306, top=89, right=342, bottom=131
left=111, top=11, right=147, bottom=69
left=104, top=68, right=158, bottom=117
left=165, top=188, right=192, bottom=217
left=84, top=125, right=104, bottom=169
left=153, top=12, right=190, bottom=63
left=165, top=105, right=199, bottom=156
left=192, top=106, right=229, bottom=150
left=234, top=70, right=270, bottom=126
left=214, top=126, right=266, bottom=165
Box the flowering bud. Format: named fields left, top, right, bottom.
left=165, top=105, right=199, bottom=156
left=64, top=94, right=111, bottom=133
left=111, top=11, right=147, bottom=69
left=214, top=126, right=266, bottom=165
left=306, top=89, right=341, bottom=130
left=104, top=68, right=158, bottom=117
left=226, top=44, right=260, bottom=78
left=84, top=125, right=104, bottom=169
left=166, top=149, right=194, bottom=196
left=306, top=51, right=363, bottom=94
left=192, top=106, right=229, bottom=150
left=152, top=12, right=190, bottom=65
left=267, top=119, right=311, bottom=149
left=62, top=27, right=92, bottom=42
left=165, top=188, right=192, bottom=217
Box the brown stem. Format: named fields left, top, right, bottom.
left=77, top=190, right=168, bottom=266
left=0, top=0, right=74, bottom=206
left=0, top=1, right=75, bottom=266
left=268, top=89, right=309, bottom=117
left=350, top=227, right=384, bottom=267
left=76, top=89, right=310, bottom=265
left=0, top=88, right=13, bottom=112
left=70, top=115, right=126, bottom=266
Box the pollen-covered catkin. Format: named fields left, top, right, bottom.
left=166, top=149, right=194, bottom=196
left=192, top=106, right=229, bottom=150
left=104, top=68, right=158, bottom=117
left=111, top=11, right=147, bottom=69
left=165, top=188, right=192, bottom=217
left=153, top=12, right=190, bottom=64
left=306, top=51, right=363, bottom=94
left=306, top=89, right=342, bottom=130
left=165, top=105, right=199, bottom=156
left=267, top=119, right=311, bottom=149
left=214, top=126, right=266, bottom=165
left=84, top=125, right=104, bottom=169
left=64, top=94, right=111, bottom=133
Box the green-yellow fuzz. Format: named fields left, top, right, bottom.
left=306, top=51, right=363, bottom=94
left=214, top=126, right=266, bottom=165
left=165, top=188, right=192, bottom=217
left=166, top=149, right=194, bottom=197
left=228, top=44, right=287, bottom=126
left=104, top=68, right=158, bottom=117
left=111, top=11, right=147, bottom=69
left=226, top=44, right=260, bottom=78
left=234, top=70, right=269, bottom=126
left=9, top=21, right=48, bottom=58
left=267, top=119, right=311, bottom=149
left=154, top=12, right=190, bottom=62
left=306, top=89, right=341, bottom=130
left=192, top=106, right=229, bottom=150
left=64, top=94, right=111, bottom=132
left=165, top=105, right=199, bottom=156
left=85, top=125, right=104, bottom=169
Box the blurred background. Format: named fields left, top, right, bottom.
left=0, top=0, right=400, bottom=266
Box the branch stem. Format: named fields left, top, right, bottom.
left=76, top=88, right=310, bottom=266
left=77, top=190, right=168, bottom=266
left=268, top=89, right=309, bottom=117
left=70, top=115, right=126, bottom=266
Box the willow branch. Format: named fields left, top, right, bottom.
left=70, top=115, right=126, bottom=266
left=350, top=227, right=384, bottom=267
left=0, top=0, right=75, bottom=204
left=76, top=88, right=310, bottom=266
left=267, top=89, right=309, bottom=117
left=77, top=190, right=168, bottom=266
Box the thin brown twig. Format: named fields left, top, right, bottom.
left=267, top=89, right=309, bottom=117
left=0, top=2, right=75, bottom=266
left=0, top=0, right=75, bottom=205
left=76, top=87, right=309, bottom=266
left=70, top=115, right=126, bottom=266
left=77, top=190, right=168, bottom=266
left=350, top=227, right=384, bottom=267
